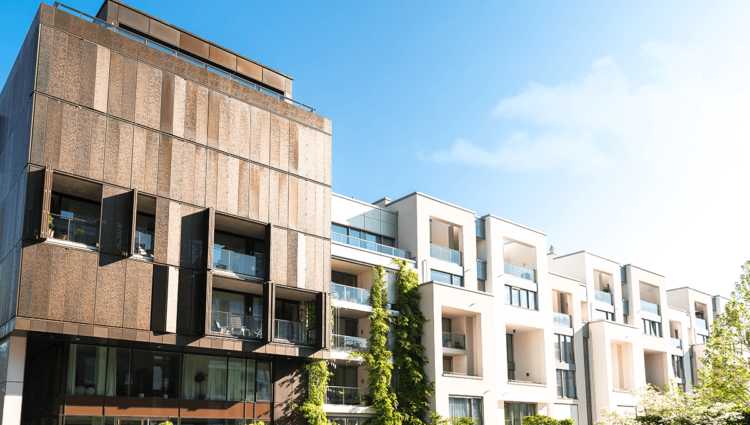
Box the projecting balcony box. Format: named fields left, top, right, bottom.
left=330, top=260, right=398, bottom=313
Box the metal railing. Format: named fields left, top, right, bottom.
left=623, top=299, right=630, bottom=315
left=332, top=335, right=369, bottom=353
left=325, top=386, right=367, bottom=406
left=274, top=319, right=314, bottom=344
left=475, top=218, right=486, bottom=239
left=671, top=338, right=682, bottom=349
left=213, top=247, right=263, bottom=278
left=504, top=262, right=535, bottom=282
left=331, top=232, right=410, bottom=259
left=134, top=229, right=154, bottom=257
left=442, top=332, right=467, bottom=350
left=641, top=300, right=660, bottom=315
left=430, top=244, right=462, bottom=266
left=331, top=283, right=370, bottom=306
left=594, top=290, right=613, bottom=305
left=48, top=213, right=99, bottom=246
left=477, top=260, right=487, bottom=280
left=210, top=311, right=262, bottom=339
left=52, top=2, right=316, bottom=112
left=696, top=318, right=708, bottom=330
left=553, top=312, right=572, bottom=327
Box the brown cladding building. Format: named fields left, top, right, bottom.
left=0, top=2, right=332, bottom=424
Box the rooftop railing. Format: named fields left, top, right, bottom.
left=332, top=232, right=410, bottom=259
left=641, top=300, right=660, bottom=316
left=504, top=262, right=535, bottom=282
left=331, top=283, right=370, bottom=306
left=48, top=213, right=100, bottom=247
left=213, top=247, right=263, bottom=279
left=210, top=311, right=262, bottom=339
left=332, top=335, right=369, bottom=354
left=553, top=312, right=572, bottom=327
left=325, top=386, right=367, bottom=406
left=594, top=290, right=613, bottom=305
left=52, top=2, right=316, bottom=112
left=430, top=244, right=462, bottom=266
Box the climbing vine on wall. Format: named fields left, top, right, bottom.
left=361, top=265, right=400, bottom=425
left=393, top=259, right=434, bottom=425
left=299, top=359, right=332, bottom=425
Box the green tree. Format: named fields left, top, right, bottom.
left=393, top=259, right=434, bottom=425
left=699, top=260, right=750, bottom=407
left=361, top=265, right=400, bottom=425
left=299, top=359, right=332, bottom=425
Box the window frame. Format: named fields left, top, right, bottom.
left=504, top=285, right=539, bottom=311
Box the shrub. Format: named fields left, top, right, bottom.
left=523, top=415, right=574, bottom=425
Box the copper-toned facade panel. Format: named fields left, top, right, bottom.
left=100, top=185, right=131, bottom=257
left=269, top=113, right=282, bottom=169
left=305, top=178, right=316, bottom=235
left=58, top=103, right=78, bottom=173
left=258, top=165, right=269, bottom=224
left=154, top=197, right=170, bottom=264
left=89, top=113, right=107, bottom=181
left=172, top=76, right=186, bottom=138
left=287, top=230, right=298, bottom=286
left=63, top=34, right=83, bottom=104
left=193, top=145, right=207, bottom=207
left=49, top=29, right=68, bottom=99
left=118, top=5, right=149, bottom=33
left=324, top=133, right=332, bottom=185
left=160, top=72, right=175, bottom=133
left=42, top=97, right=62, bottom=170
left=228, top=98, right=243, bottom=157
left=49, top=250, right=68, bottom=321
left=315, top=129, right=325, bottom=184
left=36, top=24, right=53, bottom=94
left=168, top=138, right=184, bottom=201
left=268, top=170, right=279, bottom=226
left=288, top=176, right=298, bottom=231
left=149, top=19, right=180, bottom=46
left=166, top=200, right=183, bottom=266
left=31, top=243, right=52, bottom=319
left=205, top=149, right=218, bottom=209
left=305, top=234, right=315, bottom=292
left=195, top=85, right=209, bottom=145
left=107, top=52, right=124, bottom=117
left=130, top=126, right=147, bottom=190
left=279, top=116, right=290, bottom=172
left=237, top=160, right=249, bottom=218
left=97, top=255, right=127, bottom=327
left=103, top=118, right=120, bottom=184
left=225, top=156, right=240, bottom=215
left=147, top=65, right=163, bottom=129
left=296, top=178, right=306, bottom=233
left=136, top=260, right=153, bottom=330
left=134, top=61, right=151, bottom=126
left=74, top=108, right=93, bottom=177
left=143, top=130, right=160, bottom=195
left=121, top=56, right=138, bottom=121
left=278, top=172, right=289, bottom=228
left=218, top=94, right=231, bottom=153
left=180, top=143, right=196, bottom=205
left=79, top=251, right=99, bottom=324
left=207, top=90, right=220, bottom=149
left=262, top=68, right=285, bottom=91
left=79, top=40, right=98, bottom=108
left=93, top=45, right=111, bottom=112
left=314, top=237, right=324, bottom=292
left=180, top=32, right=209, bottom=58
left=259, top=107, right=271, bottom=166
left=271, top=227, right=288, bottom=285
left=209, top=45, right=236, bottom=71
left=315, top=183, right=325, bottom=237
left=323, top=186, right=331, bottom=239
left=63, top=249, right=83, bottom=322
left=183, top=81, right=198, bottom=142
left=237, top=57, right=262, bottom=82
left=123, top=260, right=140, bottom=329
left=30, top=95, right=48, bottom=165
left=157, top=134, right=172, bottom=197
left=17, top=243, right=36, bottom=317
left=322, top=239, right=331, bottom=292
left=117, top=121, right=134, bottom=188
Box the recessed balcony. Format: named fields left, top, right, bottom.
left=274, top=319, right=315, bottom=345
left=332, top=335, right=369, bottom=354
left=331, top=283, right=370, bottom=307
left=325, top=386, right=367, bottom=406
left=696, top=318, right=708, bottom=330
left=671, top=338, right=682, bottom=349
left=442, top=332, right=467, bottom=355
left=210, top=311, right=262, bottom=339
left=504, top=262, right=535, bottom=282
left=430, top=243, right=462, bottom=266
left=595, top=290, right=613, bottom=305
left=553, top=312, right=572, bottom=328
left=641, top=300, right=660, bottom=315
left=213, top=247, right=263, bottom=279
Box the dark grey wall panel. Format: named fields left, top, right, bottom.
left=17, top=242, right=36, bottom=318
left=30, top=95, right=48, bottom=166
left=179, top=205, right=205, bottom=270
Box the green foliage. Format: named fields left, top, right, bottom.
left=156, top=422, right=173, bottom=425
left=393, top=259, right=434, bottom=425
left=523, top=415, right=574, bottom=425
left=48, top=215, right=54, bottom=229
left=361, top=265, right=400, bottom=425
left=699, top=260, right=750, bottom=407
left=299, top=359, right=331, bottom=425
left=427, top=414, right=473, bottom=425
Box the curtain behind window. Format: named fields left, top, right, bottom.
left=182, top=354, right=228, bottom=400
left=449, top=397, right=470, bottom=419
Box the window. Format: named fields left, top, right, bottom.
left=449, top=397, right=482, bottom=424
left=505, top=403, right=537, bottom=425
left=275, top=299, right=300, bottom=322
left=213, top=229, right=266, bottom=278
left=182, top=354, right=269, bottom=402
left=642, top=319, right=663, bottom=337
left=330, top=365, right=359, bottom=388
left=432, top=269, right=463, bottom=287
left=594, top=310, right=614, bottom=321
left=128, top=349, right=180, bottom=399
left=211, top=290, right=263, bottom=336
left=554, top=335, right=574, bottom=364
left=506, top=334, right=515, bottom=380
left=331, top=224, right=396, bottom=247
left=505, top=285, right=538, bottom=310
left=556, top=370, right=577, bottom=398
left=698, top=334, right=708, bottom=343
left=66, top=345, right=107, bottom=395
left=672, top=355, right=685, bottom=379
left=443, top=357, right=453, bottom=373
left=134, top=212, right=155, bottom=258
left=331, top=270, right=358, bottom=288
left=49, top=192, right=101, bottom=246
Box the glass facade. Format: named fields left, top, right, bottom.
left=504, top=403, right=536, bottom=425
left=431, top=269, right=463, bottom=287
left=642, top=319, right=663, bottom=337
left=554, top=334, right=574, bottom=364
left=504, top=285, right=538, bottom=310
left=556, top=370, right=577, bottom=399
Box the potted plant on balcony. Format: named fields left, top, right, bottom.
left=194, top=371, right=208, bottom=400
left=74, top=228, right=84, bottom=242
left=48, top=215, right=55, bottom=238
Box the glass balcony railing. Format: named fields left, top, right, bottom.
left=332, top=335, right=369, bottom=353
left=430, top=244, right=462, bottom=266
left=213, top=247, right=263, bottom=279
left=274, top=319, right=314, bottom=344
left=696, top=318, right=708, bottom=330
left=48, top=213, right=100, bottom=247
left=622, top=299, right=630, bottom=316
left=52, top=2, right=317, bottom=113
left=475, top=218, right=486, bottom=239
left=331, top=283, right=370, bottom=306
left=504, top=262, right=535, bottom=282
left=325, top=386, right=367, bottom=406
left=134, top=229, right=154, bottom=257
left=332, top=232, right=410, bottom=259
left=594, top=290, right=613, bottom=305
left=553, top=312, right=572, bottom=327
left=671, top=338, right=682, bottom=349
left=477, top=260, right=488, bottom=280
left=210, top=311, right=262, bottom=339
left=641, top=300, right=660, bottom=315
left=442, top=332, right=467, bottom=350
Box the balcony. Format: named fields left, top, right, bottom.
left=274, top=319, right=314, bottom=344
left=331, top=283, right=370, bottom=306
left=622, top=299, right=629, bottom=316
left=210, top=311, right=262, bottom=339
left=133, top=229, right=154, bottom=257
left=671, top=338, right=682, bottom=349
left=48, top=213, right=99, bottom=247
left=325, top=386, right=367, bottom=406
left=477, top=260, right=487, bottom=280
left=696, top=318, right=708, bottom=330
left=442, top=332, right=467, bottom=351
left=504, top=262, right=535, bottom=283
left=553, top=312, right=572, bottom=327
left=641, top=300, right=660, bottom=315
left=430, top=244, right=462, bottom=266
left=332, top=232, right=410, bottom=259
left=594, top=290, right=613, bottom=305
left=332, top=335, right=369, bottom=354
left=213, top=247, right=263, bottom=279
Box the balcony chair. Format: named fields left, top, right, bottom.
left=231, top=316, right=249, bottom=336
left=213, top=320, right=229, bottom=334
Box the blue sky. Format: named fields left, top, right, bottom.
left=2, top=0, right=749, bottom=296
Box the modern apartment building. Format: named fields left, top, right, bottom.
left=0, top=3, right=734, bottom=425
left=0, top=1, right=332, bottom=425
left=327, top=193, right=726, bottom=425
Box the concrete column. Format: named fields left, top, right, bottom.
left=0, top=335, right=27, bottom=425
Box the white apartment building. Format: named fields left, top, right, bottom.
left=326, top=192, right=726, bottom=425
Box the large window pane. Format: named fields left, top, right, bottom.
left=182, top=354, right=227, bottom=401
left=130, top=350, right=180, bottom=399
left=431, top=270, right=452, bottom=285
left=505, top=285, right=512, bottom=304
left=228, top=358, right=246, bottom=402
left=105, top=347, right=131, bottom=397
left=520, top=289, right=529, bottom=308
left=246, top=359, right=256, bottom=402
left=67, top=344, right=107, bottom=396
left=256, top=362, right=272, bottom=401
